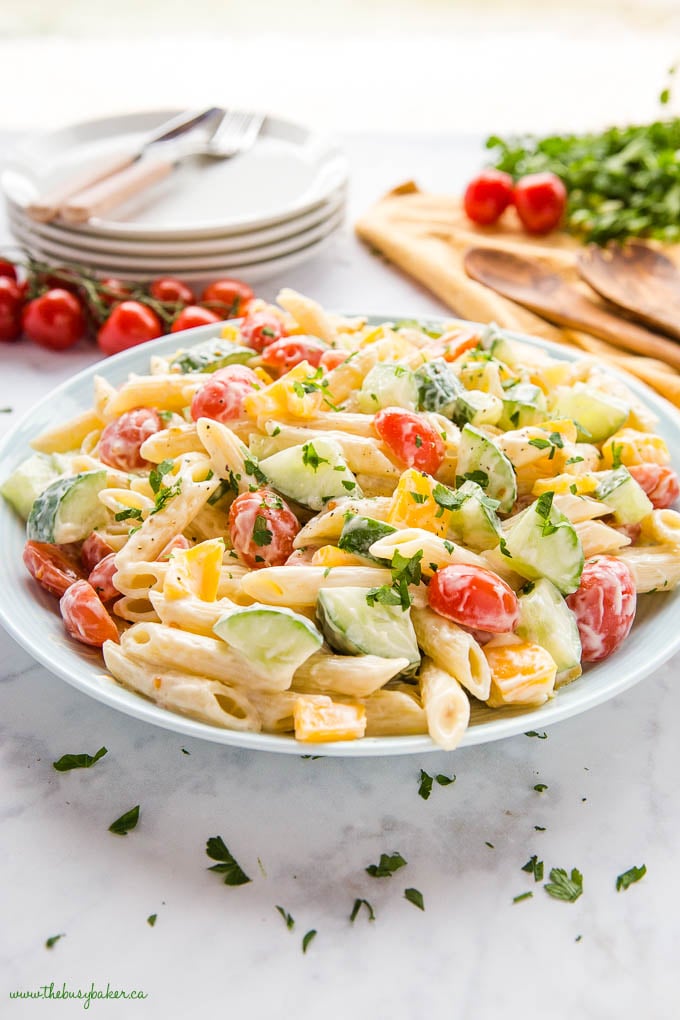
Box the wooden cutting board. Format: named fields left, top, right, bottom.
left=355, top=181, right=680, bottom=408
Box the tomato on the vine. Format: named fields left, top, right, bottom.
left=171, top=305, right=222, bottom=332
left=22, top=288, right=86, bottom=351
left=150, top=277, right=195, bottom=305
left=239, top=311, right=287, bottom=352
left=97, top=300, right=163, bottom=356
left=0, top=276, right=23, bottom=342
left=513, top=172, right=567, bottom=234
left=0, top=258, right=17, bottom=282
left=99, top=277, right=133, bottom=307
left=463, top=170, right=514, bottom=226
left=201, top=278, right=253, bottom=316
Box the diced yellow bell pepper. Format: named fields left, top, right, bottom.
left=164, top=538, right=224, bottom=602
left=387, top=468, right=450, bottom=538
left=294, top=696, right=367, bottom=742
left=243, top=361, right=323, bottom=420
left=485, top=641, right=557, bottom=708
left=219, top=324, right=241, bottom=343
left=537, top=419, right=578, bottom=444
left=311, top=545, right=368, bottom=567
left=532, top=472, right=599, bottom=497
left=253, top=367, right=274, bottom=386
left=601, top=429, right=670, bottom=468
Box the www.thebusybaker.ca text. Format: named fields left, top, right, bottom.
left=9, top=981, right=148, bottom=1009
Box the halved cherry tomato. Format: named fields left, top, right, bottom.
left=149, top=276, right=195, bottom=305
left=428, top=563, right=520, bottom=633
left=514, top=172, right=567, bottom=235
left=441, top=330, right=481, bottom=362
left=81, top=532, right=115, bottom=573
left=190, top=365, right=261, bottom=423
left=628, top=464, right=680, bottom=510
left=201, top=278, right=253, bottom=316
left=99, top=407, right=163, bottom=471
left=239, top=311, right=287, bottom=352
left=261, top=335, right=328, bottom=371
left=60, top=580, right=119, bottom=647
left=171, top=305, right=221, bottom=332
left=22, top=288, right=86, bottom=351
left=23, top=541, right=83, bottom=598
left=228, top=488, right=300, bottom=569
left=158, top=534, right=191, bottom=561
left=98, top=277, right=133, bottom=307
left=0, top=258, right=17, bottom=282
left=88, top=553, right=118, bottom=602
left=319, top=349, right=349, bottom=372
left=374, top=408, right=445, bottom=474
left=566, top=556, right=636, bottom=662
left=97, top=301, right=163, bottom=356
left=0, top=276, right=23, bottom=342
left=463, top=170, right=514, bottom=226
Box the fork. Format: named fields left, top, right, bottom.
left=60, top=110, right=266, bottom=225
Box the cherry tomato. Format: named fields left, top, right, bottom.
left=374, top=408, right=445, bottom=474
left=99, top=407, right=163, bottom=471
left=428, top=564, right=520, bottom=633
left=0, top=258, right=17, bottom=282
left=60, top=579, right=119, bottom=647
left=628, top=464, right=680, bottom=510
left=190, top=365, right=261, bottom=423
left=201, top=278, right=254, bottom=316
left=228, top=488, right=300, bottom=569
left=97, top=301, right=163, bottom=356
left=442, top=330, right=481, bottom=362
left=319, top=349, right=349, bottom=372
left=0, top=276, right=23, bottom=342
left=612, top=522, right=642, bottom=545
left=285, top=547, right=317, bottom=565
left=170, top=305, right=222, bottom=333
left=463, top=170, right=514, bottom=226
left=158, top=534, right=191, bottom=561
left=88, top=553, right=118, bottom=602
left=513, top=172, right=567, bottom=235
left=261, top=335, right=328, bottom=371
left=239, top=311, right=287, bottom=352
left=23, top=540, right=83, bottom=598
left=566, top=556, right=636, bottom=663
left=99, top=277, right=133, bottom=307
left=81, top=532, right=115, bottom=573
left=150, top=276, right=195, bottom=305
left=22, top=288, right=86, bottom=351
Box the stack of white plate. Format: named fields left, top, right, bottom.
left=1, top=110, right=349, bottom=284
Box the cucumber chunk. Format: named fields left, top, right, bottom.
left=551, top=383, right=629, bottom=442
left=213, top=605, right=322, bottom=686
left=502, top=492, right=584, bottom=595
left=595, top=467, right=653, bottom=524
left=316, top=587, right=420, bottom=673
left=1, top=453, right=60, bottom=520
left=456, top=424, right=517, bottom=513
left=27, top=470, right=108, bottom=544
left=337, top=515, right=396, bottom=562
left=357, top=363, right=419, bottom=413
left=415, top=359, right=464, bottom=418
left=442, top=480, right=502, bottom=552
left=498, top=382, right=548, bottom=430
left=453, top=388, right=503, bottom=427
left=516, top=578, right=581, bottom=674
left=259, top=437, right=362, bottom=511
left=170, top=338, right=254, bottom=373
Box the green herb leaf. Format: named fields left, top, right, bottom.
left=534, top=784, right=548, bottom=793
left=366, top=852, right=407, bottom=878
left=616, top=864, right=646, bottom=891
left=114, top=507, right=143, bottom=523
left=45, top=933, right=64, bottom=949
left=512, top=891, right=533, bottom=904
left=534, top=825, right=546, bottom=831
left=565, top=456, right=584, bottom=466
left=206, top=836, right=251, bottom=886
left=456, top=469, right=489, bottom=489
left=302, top=929, right=317, bottom=953
left=53, top=746, right=107, bottom=772
left=301, top=442, right=329, bottom=471
left=149, top=459, right=174, bottom=494
left=252, top=513, right=273, bottom=547
left=521, top=855, right=544, bottom=882
left=525, top=731, right=547, bottom=740
left=435, top=773, right=456, bottom=786
left=404, top=887, right=425, bottom=911
left=418, top=770, right=433, bottom=800
left=350, top=898, right=376, bottom=923
left=147, top=914, right=157, bottom=927
left=276, top=905, right=295, bottom=929
left=544, top=867, right=583, bottom=903
left=109, top=804, right=140, bottom=836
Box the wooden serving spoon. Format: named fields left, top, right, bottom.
left=578, top=241, right=680, bottom=341
left=463, top=247, right=680, bottom=370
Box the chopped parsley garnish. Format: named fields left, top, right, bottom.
left=521, top=855, right=544, bottom=882
left=243, top=457, right=267, bottom=484
left=456, top=469, right=489, bottom=489
left=525, top=730, right=547, bottom=740
left=148, top=460, right=182, bottom=515
left=350, top=898, right=376, bottom=923
left=366, top=852, right=407, bottom=878
left=499, top=536, right=513, bottom=558
left=252, top=514, right=273, bottom=547
left=158, top=410, right=174, bottom=424
left=276, top=906, right=295, bottom=929
left=53, top=746, right=107, bottom=771
left=528, top=437, right=551, bottom=451
left=301, top=442, right=329, bottom=471
left=485, top=842, right=495, bottom=849
left=109, top=805, right=140, bottom=836
left=616, top=864, right=646, bottom=891
left=418, top=770, right=434, bottom=800
left=433, top=483, right=467, bottom=513
left=544, top=867, right=583, bottom=902
left=45, top=933, right=65, bottom=949
left=415, top=434, right=423, bottom=448
left=534, top=784, right=548, bottom=793
left=366, top=550, right=422, bottom=612
left=208, top=479, right=232, bottom=505
left=512, top=892, right=533, bottom=904
left=302, top=930, right=317, bottom=953
left=565, top=455, right=585, bottom=466
left=147, top=914, right=157, bottom=927
left=410, top=491, right=427, bottom=504
left=149, top=459, right=174, bottom=494
left=610, top=443, right=624, bottom=470
left=443, top=540, right=455, bottom=555
left=435, top=773, right=456, bottom=786
left=181, top=748, right=190, bottom=755
left=534, top=826, right=546, bottom=832
left=205, top=835, right=251, bottom=886
left=342, top=480, right=356, bottom=491
left=404, top=888, right=425, bottom=911
left=534, top=490, right=559, bottom=536
left=115, top=506, right=144, bottom=523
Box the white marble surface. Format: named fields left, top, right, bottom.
left=1, top=133, right=679, bottom=1020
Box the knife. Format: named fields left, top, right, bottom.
left=26, top=107, right=223, bottom=224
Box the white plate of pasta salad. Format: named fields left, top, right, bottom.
left=1, top=289, right=680, bottom=756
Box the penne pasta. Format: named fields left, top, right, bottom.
left=419, top=657, right=471, bottom=751
left=411, top=607, right=491, bottom=700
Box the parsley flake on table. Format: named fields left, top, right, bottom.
left=616, top=864, right=647, bottom=891
left=147, top=914, right=157, bottom=927
left=109, top=805, right=140, bottom=835
left=366, top=852, right=407, bottom=878
left=521, top=855, right=544, bottom=882
left=404, top=888, right=425, bottom=911
left=302, top=929, right=317, bottom=953
left=276, top=906, right=295, bottom=930
left=435, top=773, right=456, bottom=786
left=513, top=892, right=533, bottom=904
left=418, top=770, right=434, bottom=800
left=525, top=731, right=547, bottom=740
left=534, top=784, right=548, bottom=793
left=45, top=933, right=64, bottom=949
left=544, top=867, right=583, bottom=903
left=52, top=746, right=107, bottom=771
left=205, top=836, right=251, bottom=886
left=350, top=898, right=376, bottom=923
